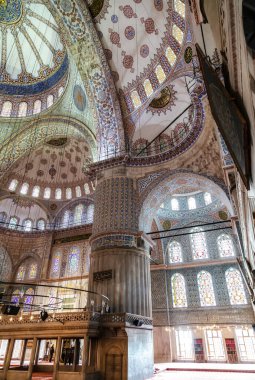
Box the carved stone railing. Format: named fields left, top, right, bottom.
left=0, top=311, right=101, bottom=326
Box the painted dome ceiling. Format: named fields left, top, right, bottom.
left=2, top=137, right=93, bottom=201
left=0, top=0, right=68, bottom=96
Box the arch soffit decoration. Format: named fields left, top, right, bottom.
left=54, top=196, right=94, bottom=221
left=47, top=0, right=125, bottom=158
left=0, top=195, right=50, bottom=219
left=14, top=254, right=41, bottom=276
left=139, top=171, right=234, bottom=231
left=0, top=116, right=97, bottom=179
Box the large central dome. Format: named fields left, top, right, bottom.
left=0, top=0, right=67, bottom=92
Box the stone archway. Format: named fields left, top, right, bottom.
left=48, top=0, right=125, bottom=159
left=139, top=171, right=234, bottom=232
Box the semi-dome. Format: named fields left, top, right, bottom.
left=0, top=0, right=68, bottom=117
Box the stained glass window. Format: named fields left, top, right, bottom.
left=74, top=204, right=83, bottom=225
left=44, top=187, right=51, bottom=199
left=174, top=0, right=186, bottom=18
left=67, top=247, right=80, bottom=276
left=217, top=234, right=234, bottom=257
left=0, top=212, right=7, bottom=223
left=225, top=268, right=247, bottom=305
left=47, top=94, right=54, bottom=108
left=55, top=188, right=62, bottom=200
left=87, top=204, right=94, bottom=223
left=23, top=219, right=32, bottom=232
left=62, top=210, right=70, bottom=228
left=58, top=87, right=64, bottom=97
left=24, top=288, right=34, bottom=312
left=11, top=290, right=20, bottom=305
left=171, top=198, right=179, bottom=211
left=66, top=188, right=72, bottom=200
left=84, top=183, right=90, bottom=195
left=204, top=192, right=212, bottom=205
left=166, top=46, right=176, bottom=66
left=171, top=273, right=187, bottom=308
left=169, top=241, right=182, bottom=263
left=191, top=227, right=208, bottom=260
left=197, top=271, right=216, bottom=307
left=16, top=266, right=25, bottom=281
left=18, top=102, right=27, bottom=117
left=51, top=252, right=62, bottom=277
left=37, top=219, right=45, bottom=230
left=131, top=90, right=141, bottom=108
left=144, top=79, right=153, bottom=97
left=155, top=65, right=166, bottom=84
left=1, top=101, right=12, bottom=117
left=172, top=24, right=184, bottom=44
left=75, top=186, right=82, bottom=197
left=32, top=186, right=40, bottom=198
left=20, top=183, right=29, bottom=195
left=28, top=263, right=37, bottom=279
left=9, top=179, right=18, bottom=191
left=33, top=99, right=42, bottom=114
left=188, top=197, right=196, bottom=210
left=9, top=217, right=18, bottom=229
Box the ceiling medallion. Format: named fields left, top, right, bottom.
left=0, top=0, right=23, bottom=25
left=46, top=138, right=68, bottom=147
left=184, top=46, right=193, bottom=64
left=147, top=85, right=177, bottom=115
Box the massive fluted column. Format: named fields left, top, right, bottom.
left=88, top=164, right=153, bottom=380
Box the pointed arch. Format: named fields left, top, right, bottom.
left=171, top=273, right=187, bottom=308
left=168, top=241, right=182, bottom=263
left=225, top=268, right=247, bottom=305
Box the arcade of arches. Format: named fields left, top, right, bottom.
left=0, top=1, right=255, bottom=380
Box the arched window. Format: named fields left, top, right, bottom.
left=20, top=183, right=29, bottom=195
left=188, top=197, right=196, bottom=210
left=11, top=290, right=20, bottom=305
left=131, top=90, right=141, bottom=109
left=84, top=183, right=90, bottom=195
left=0, top=212, right=7, bottom=224
left=55, top=188, right=62, bottom=200
left=168, top=241, right=182, bottom=263
left=62, top=210, right=70, bottom=228
left=171, top=198, right=179, bottom=211
left=66, top=188, right=72, bottom=200
left=197, top=271, right=216, bottom=307
left=51, top=251, right=62, bottom=277
left=67, top=247, right=80, bottom=276
left=9, top=217, right=18, bottom=229
left=18, top=102, right=27, bottom=117
left=217, top=234, right=234, bottom=257
left=44, top=187, right=51, bottom=199
left=58, top=86, right=64, bottom=97
left=32, top=185, right=40, bottom=198
left=87, top=204, right=94, bottom=223
left=75, top=186, right=81, bottom=198
left=171, top=273, right=187, bottom=308
left=155, top=65, right=166, bottom=83
left=47, top=94, right=54, bottom=108
left=166, top=46, right=176, bottom=66
left=28, top=263, right=37, bottom=279
left=225, top=268, right=247, bottom=305
left=23, top=219, right=32, bottom=232
left=204, top=192, right=212, bottom=205
left=143, top=79, right=153, bottom=97
left=37, top=219, right=45, bottom=230
left=16, top=265, right=25, bottom=281
left=9, top=179, right=18, bottom=191
left=1, top=101, right=12, bottom=117
left=191, top=227, right=208, bottom=260
left=74, top=204, right=83, bottom=225
left=24, top=288, right=34, bottom=312
left=33, top=99, right=42, bottom=114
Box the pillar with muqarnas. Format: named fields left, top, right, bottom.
left=88, top=166, right=154, bottom=380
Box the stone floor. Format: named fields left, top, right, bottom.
left=147, top=363, right=255, bottom=379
